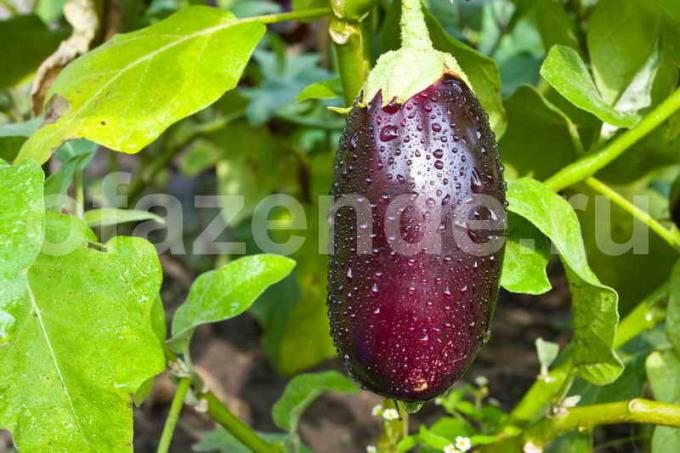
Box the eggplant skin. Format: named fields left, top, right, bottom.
left=327, top=75, right=506, bottom=401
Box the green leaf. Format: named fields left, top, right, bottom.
left=84, top=208, right=166, bottom=227
left=272, top=371, right=358, bottom=433
left=296, top=78, right=343, bottom=102
left=646, top=350, right=680, bottom=452
left=0, top=161, right=45, bottom=343
left=541, top=45, right=637, bottom=128
left=0, top=161, right=45, bottom=280
left=0, top=117, right=42, bottom=162
left=587, top=0, right=660, bottom=104
left=500, top=85, right=581, bottom=180
left=501, top=213, right=552, bottom=295
left=507, top=179, right=622, bottom=384
left=0, top=15, right=65, bottom=89
left=545, top=431, right=592, bottom=453
left=380, top=0, right=506, bottom=137
left=667, top=260, right=680, bottom=355
left=16, top=6, right=266, bottom=164
left=170, top=254, right=296, bottom=351
left=0, top=213, right=165, bottom=452
left=417, top=426, right=452, bottom=450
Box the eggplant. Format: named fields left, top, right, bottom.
left=327, top=75, right=506, bottom=401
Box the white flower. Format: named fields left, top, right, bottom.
left=371, top=404, right=383, bottom=416
left=455, top=436, right=472, bottom=452
left=443, top=445, right=460, bottom=453
left=434, top=397, right=444, bottom=405
left=382, top=408, right=399, bottom=421
left=474, top=375, right=489, bottom=387
left=366, top=446, right=377, bottom=453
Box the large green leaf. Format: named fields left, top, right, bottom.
left=380, top=0, right=506, bottom=137
left=0, top=161, right=45, bottom=343
left=540, top=45, right=637, bottom=128
left=170, top=254, right=296, bottom=350
left=500, top=85, right=581, bottom=180
left=587, top=0, right=660, bottom=104
left=0, top=15, right=65, bottom=89
left=16, top=6, right=266, bottom=164
left=646, top=350, right=680, bottom=452
left=507, top=179, right=622, bottom=384
left=501, top=213, right=552, bottom=295
left=272, top=371, right=358, bottom=433
left=0, top=161, right=45, bottom=279
left=0, top=214, right=165, bottom=452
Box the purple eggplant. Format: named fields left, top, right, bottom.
left=327, top=75, right=506, bottom=401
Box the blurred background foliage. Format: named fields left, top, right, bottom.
left=0, top=0, right=678, bottom=382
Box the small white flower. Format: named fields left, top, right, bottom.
left=382, top=408, right=399, bottom=421
left=434, top=397, right=443, bottom=405
left=366, top=446, right=377, bottom=453
left=474, top=375, right=489, bottom=387
left=371, top=404, right=383, bottom=416
left=443, top=445, right=460, bottom=453
left=455, top=436, right=472, bottom=452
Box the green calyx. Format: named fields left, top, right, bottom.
left=359, top=0, right=470, bottom=106
left=360, top=48, right=469, bottom=106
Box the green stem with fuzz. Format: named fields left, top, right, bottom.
left=584, top=177, right=680, bottom=251
left=331, top=16, right=371, bottom=104
left=401, top=0, right=432, bottom=49
left=523, top=399, right=680, bottom=448
left=157, top=377, right=191, bottom=453
left=377, top=399, right=409, bottom=452
left=545, top=87, right=680, bottom=191
left=200, top=391, right=283, bottom=453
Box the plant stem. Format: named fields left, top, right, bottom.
left=250, top=7, right=332, bottom=25
left=508, top=284, right=668, bottom=425
left=401, top=0, right=432, bottom=49
left=200, top=391, right=283, bottom=453
left=157, top=377, right=191, bottom=453
left=545, top=87, right=680, bottom=192
left=584, top=177, right=680, bottom=251
left=377, top=399, right=409, bottom=452
left=330, top=16, right=371, bottom=105
left=74, top=171, right=84, bottom=219
left=523, top=398, right=680, bottom=448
